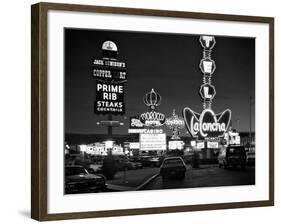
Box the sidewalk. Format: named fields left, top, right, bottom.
left=106, top=167, right=159, bottom=191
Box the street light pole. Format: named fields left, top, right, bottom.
left=108, top=114, right=113, bottom=138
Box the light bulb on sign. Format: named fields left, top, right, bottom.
left=199, top=58, right=216, bottom=75
left=199, top=84, right=216, bottom=100
left=199, top=36, right=216, bottom=50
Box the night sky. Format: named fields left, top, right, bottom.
left=64, top=28, right=255, bottom=136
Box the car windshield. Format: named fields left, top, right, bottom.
left=227, top=147, right=245, bottom=156
left=65, top=167, right=87, bottom=176
left=164, top=158, right=183, bottom=165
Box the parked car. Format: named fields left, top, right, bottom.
left=160, top=157, right=187, bottom=180
left=65, top=165, right=106, bottom=193
left=109, top=157, right=134, bottom=171
left=218, top=145, right=246, bottom=169
left=139, top=156, right=153, bottom=167
left=88, top=163, right=103, bottom=173
left=140, top=156, right=162, bottom=167
left=129, top=159, right=143, bottom=169
left=246, top=151, right=255, bottom=165
left=148, top=157, right=161, bottom=167
left=86, top=167, right=96, bottom=174
left=122, top=159, right=135, bottom=170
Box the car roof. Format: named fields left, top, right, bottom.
left=227, top=145, right=245, bottom=148
left=163, top=156, right=183, bottom=160
left=65, top=165, right=84, bottom=168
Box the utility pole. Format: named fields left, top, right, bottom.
left=108, top=114, right=113, bottom=138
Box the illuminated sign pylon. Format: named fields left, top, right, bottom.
left=200, top=36, right=216, bottom=109
left=165, top=109, right=185, bottom=140
left=183, top=36, right=231, bottom=139
left=140, top=88, right=165, bottom=127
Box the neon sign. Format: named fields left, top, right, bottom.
left=199, top=36, right=216, bottom=50
left=182, top=35, right=232, bottom=139
left=140, top=88, right=166, bottom=127
left=199, top=83, right=216, bottom=100
left=183, top=107, right=231, bottom=138
left=94, top=81, right=125, bottom=114
left=93, top=41, right=127, bottom=116
left=140, top=111, right=165, bottom=127
left=199, top=58, right=216, bottom=75
left=129, top=117, right=144, bottom=128
left=165, top=109, right=185, bottom=140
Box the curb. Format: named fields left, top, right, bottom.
left=136, top=173, right=160, bottom=190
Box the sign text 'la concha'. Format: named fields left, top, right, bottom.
left=183, top=107, right=231, bottom=138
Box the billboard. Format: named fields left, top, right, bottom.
left=168, top=140, right=185, bottom=150
left=196, top=142, right=205, bottom=149
left=207, top=141, right=219, bottom=148
left=139, top=133, right=166, bottom=151
left=129, top=142, right=140, bottom=149
left=94, top=81, right=125, bottom=115
left=93, top=59, right=127, bottom=81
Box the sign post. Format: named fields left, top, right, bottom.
left=92, top=41, right=128, bottom=139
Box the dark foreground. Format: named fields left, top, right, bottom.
left=67, top=164, right=255, bottom=194
left=142, top=165, right=255, bottom=190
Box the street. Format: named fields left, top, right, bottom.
left=143, top=165, right=255, bottom=190
left=66, top=164, right=255, bottom=193
left=106, top=167, right=159, bottom=191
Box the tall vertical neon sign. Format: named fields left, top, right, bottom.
left=183, top=36, right=231, bottom=139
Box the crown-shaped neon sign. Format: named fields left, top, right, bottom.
left=140, top=88, right=165, bottom=127
left=143, top=88, right=162, bottom=111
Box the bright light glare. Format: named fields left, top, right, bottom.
left=104, top=140, right=114, bottom=149
left=79, top=144, right=87, bottom=152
